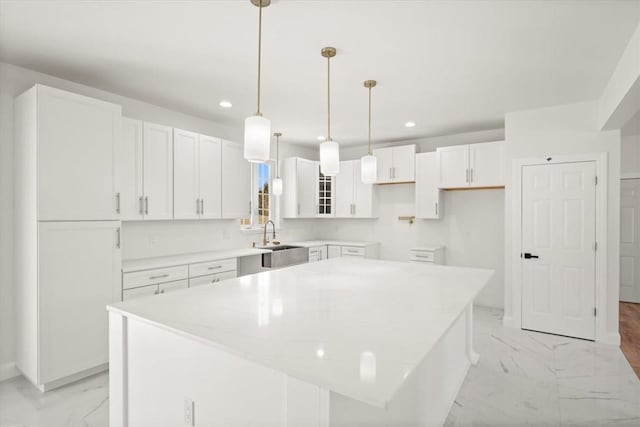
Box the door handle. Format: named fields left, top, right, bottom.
left=522, top=253, right=539, bottom=259
left=116, top=227, right=121, bottom=249
left=115, top=192, right=121, bottom=214
left=201, top=199, right=204, bottom=215
left=144, top=197, right=149, bottom=215
left=435, top=202, right=438, bottom=215
left=139, top=196, right=144, bottom=214
left=196, top=198, right=200, bottom=215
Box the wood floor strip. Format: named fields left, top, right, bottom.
left=619, top=302, right=640, bottom=379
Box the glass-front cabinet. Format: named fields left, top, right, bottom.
left=317, top=170, right=334, bottom=217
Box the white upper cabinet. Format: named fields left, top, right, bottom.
left=415, top=152, right=442, bottom=219
left=468, top=141, right=506, bottom=187
left=173, top=130, right=222, bottom=220
left=437, top=145, right=469, bottom=189
left=198, top=135, right=222, bottom=219
left=119, top=118, right=144, bottom=220
left=173, top=128, right=200, bottom=220
left=436, top=141, right=505, bottom=189
left=35, top=85, right=121, bottom=220
left=143, top=122, right=174, bottom=220
left=282, top=157, right=320, bottom=218
left=221, top=140, right=250, bottom=219
left=335, top=160, right=375, bottom=218
left=373, top=144, right=416, bottom=184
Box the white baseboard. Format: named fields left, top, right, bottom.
left=502, top=315, right=517, bottom=328
left=598, top=331, right=621, bottom=346
left=0, top=362, right=20, bottom=382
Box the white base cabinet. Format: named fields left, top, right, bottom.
left=17, top=222, right=121, bottom=390
left=415, top=152, right=443, bottom=219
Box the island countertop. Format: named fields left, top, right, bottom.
left=108, top=258, right=493, bottom=408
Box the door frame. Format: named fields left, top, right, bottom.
left=509, top=152, right=608, bottom=342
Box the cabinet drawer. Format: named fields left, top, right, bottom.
left=189, top=258, right=237, bottom=278
left=158, top=279, right=189, bottom=294
left=122, top=284, right=158, bottom=301
left=410, top=251, right=435, bottom=263
left=189, top=270, right=237, bottom=287
left=341, top=246, right=364, bottom=257
left=123, top=265, right=189, bottom=290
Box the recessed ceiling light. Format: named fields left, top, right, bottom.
left=316, top=348, right=325, bottom=359
left=317, top=136, right=326, bottom=141
left=405, top=121, right=416, bottom=128
left=219, top=100, right=232, bottom=108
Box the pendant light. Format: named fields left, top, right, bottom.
left=272, top=132, right=283, bottom=196
left=361, top=80, right=377, bottom=184
left=244, top=0, right=271, bottom=163
left=319, top=47, right=340, bottom=176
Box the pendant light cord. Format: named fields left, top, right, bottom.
left=276, top=134, right=280, bottom=176
left=256, top=1, right=263, bottom=115
left=327, top=55, right=331, bottom=141
left=368, top=86, right=372, bottom=155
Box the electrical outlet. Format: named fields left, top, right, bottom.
left=184, top=398, right=194, bottom=426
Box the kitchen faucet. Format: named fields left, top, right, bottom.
left=263, top=220, right=276, bottom=246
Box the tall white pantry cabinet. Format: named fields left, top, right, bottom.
left=14, top=85, right=122, bottom=391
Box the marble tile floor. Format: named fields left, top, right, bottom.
left=1, top=307, right=639, bottom=426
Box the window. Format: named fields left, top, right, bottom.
left=241, top=161, right=274, bottom=228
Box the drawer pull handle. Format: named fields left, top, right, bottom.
left=414, top=254, right=432, bottom=258
left=208, top=266, right=223, bottom=270
left=149, top=274, right=169, bottom=280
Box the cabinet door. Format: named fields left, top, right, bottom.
left=327, top=245, right=342, bottom=259
left=189, top=271, right=236, bottom=287
left=198, top=135, right=222, bottom=219
left=122, top=284, right=158, bottom=301
left=469, top=141, right=506, bottom=187
left=373, top=147, right=393, bottom=184
left=143, top=122, right=174, bottom=220
left=297, top=159, right=318, bottom=218
left=437, top=145, right=469, bottom=189
left=392, top=145, right=416, bottom=182
left=353, top=160, right=374, bottom=217
left=38, top=86, right=121, bottom=220
left=221, top=140, right=250, bottom=219
left=38, top=221, right=121, bottom=383
left=158, top=279, right=189, bottom=294
left=335, top=160, right=354, bottom=217
left=415, top=152, right=442, bottom=219
left=173, top=128, right=200, bottom=220
left=119, top=118, right=144, bottom=220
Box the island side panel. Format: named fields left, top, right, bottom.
left=109, top=311, right=128, bottom=427
left=121, top=316, right=330, bottom=426
left=330, top=309, right=471, bottom=426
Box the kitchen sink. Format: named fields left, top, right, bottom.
left=261, top=245, right=308, bottom=268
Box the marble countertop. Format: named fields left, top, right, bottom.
left=287, top=240, right=379, bottom=248
left=122, top=248, right=271, bottom=273
left=109, top=258, right=493, bottom=408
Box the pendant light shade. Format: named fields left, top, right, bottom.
left=272, top=132, right=283, bottom=196
left=320, top=139, right=340, bottom=176
left=244, top=115, right=271, bottom=163
left=320, top=47, right=339, bottom=176
left=361, top=154, right=377, bottom=184
left=361, top=80, right=377, bottom=184
left=244, top=0, right=271, bottom=163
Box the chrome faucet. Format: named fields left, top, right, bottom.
left=263, top=220, right=276, bottom=246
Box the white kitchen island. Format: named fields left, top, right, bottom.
left=108, top=258, right=493, bottom=426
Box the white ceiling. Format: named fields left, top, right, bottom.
left=1, top=0, right=639, bottom=146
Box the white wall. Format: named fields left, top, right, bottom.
left=316, top=128, right=507, bottom=308
left=0, top=62, right=318, bottom=379
left=504, top=101, right=621, bottom=343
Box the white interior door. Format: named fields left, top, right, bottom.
left=620, top=179, right=640, bottom=303
left=335, top=160, right=354, bottom=217
left=521, top=161, right=596, bottom=340
left=173, top=128, right=200, bottom=220
left=198, top=135, right=222, bottom=219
